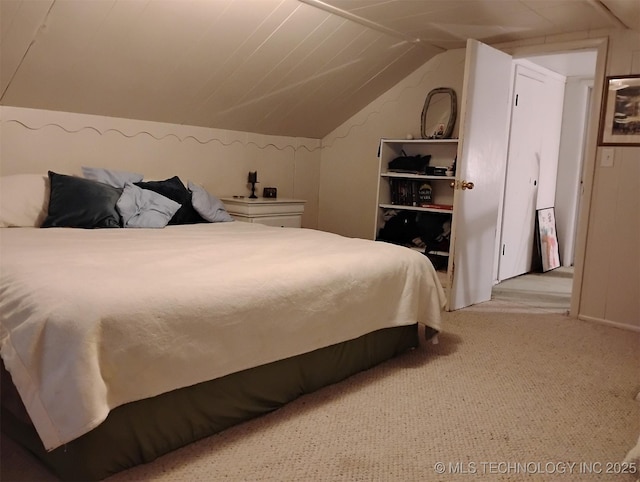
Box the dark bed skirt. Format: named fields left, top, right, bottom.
left=1, top=323, right=419, bottom=481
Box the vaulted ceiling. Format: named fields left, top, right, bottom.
left=1, top=0, right=637, bottom=138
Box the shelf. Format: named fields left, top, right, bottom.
left=407, top=246, right=450, bottom=257
left=379, top=203, right=453, bottom=213
left=376, top=139, right=455, bottom=269
left=381, top=172, right=455, bottom=180
left=382, top=138, right=458, bottom=144
left=427, top=250, right=450, bottom=256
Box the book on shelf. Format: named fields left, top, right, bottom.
left=389, top=179, right=432, bottom=207
left=420, top=203, right=453, bottom=211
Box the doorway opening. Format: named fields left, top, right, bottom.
left=491, top=47, right=598, bottom=310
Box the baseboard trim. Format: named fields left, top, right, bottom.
left=578, top=315, right=640, bottom=333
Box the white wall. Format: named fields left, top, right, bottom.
left=318, top=49, right=466, bottom=239
left=0, top=106, right=322, bottom=228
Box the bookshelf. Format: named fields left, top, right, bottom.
left=375, top=139, right=458, bottom=271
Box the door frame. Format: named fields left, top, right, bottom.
left=498, top=37, right=609, bottom=318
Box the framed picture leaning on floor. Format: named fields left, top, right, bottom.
left=537, top=207, right=560, bottom=272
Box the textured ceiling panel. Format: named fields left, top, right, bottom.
left=0, top=0, right=637, bottom=138
left=0, top=0, right=54, bottom=95
left=603, top=0, right=640, bottom=30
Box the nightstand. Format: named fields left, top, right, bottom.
left=221, top=197, right=306, bottom=228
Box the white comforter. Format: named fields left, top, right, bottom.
left=0, top=222, right=445, bottom=451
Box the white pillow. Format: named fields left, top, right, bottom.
left=0, top=174, right=50, bottom=227
left=82, top=167, right=143, bottom=188
left=116, top=183, right=181, bottom=228
left=188, top=181, right=234, bottom=223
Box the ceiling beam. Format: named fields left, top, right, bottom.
left=297, top=0, right=445, bottom=51
left=587, top=0, right=630, bottom=29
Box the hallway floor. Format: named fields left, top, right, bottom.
left=491, top=266, right=573, bottom=314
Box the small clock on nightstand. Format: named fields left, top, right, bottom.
left=221, top=197, right=306, bottom=228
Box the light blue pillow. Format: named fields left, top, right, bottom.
left=116, top=183, right=181, bottom=228
left=188, top=181, right=234, bottom=223
left=82, top=167, right=144, bottom=188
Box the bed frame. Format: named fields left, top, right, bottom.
left=1, top=324, right=419, bottom=481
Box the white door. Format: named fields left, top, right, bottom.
left=447, top=39, right=512, bottom=311
left=498, top=66, right=545, bottom=280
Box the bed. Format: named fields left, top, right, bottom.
left=0, top=172, right=445, bottom=480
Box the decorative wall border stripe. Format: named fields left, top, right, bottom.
left=5, top=119, right=322, bottom=153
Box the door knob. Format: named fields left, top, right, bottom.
left=450, top=180, right=475, bottom=190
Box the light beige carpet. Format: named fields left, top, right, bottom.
left=2, top=303, right=639, bottom=482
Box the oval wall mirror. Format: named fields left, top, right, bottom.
left=420, top=87, right=457, bottom=139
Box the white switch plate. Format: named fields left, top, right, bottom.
left=601, top=148, right=614, bottom=167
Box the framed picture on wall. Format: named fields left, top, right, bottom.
left=598, top=74, right=640, bottom=146
left=537, top=208, right=560, bottom=272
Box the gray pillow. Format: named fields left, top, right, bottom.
left=188, top=181, right=234, bottom=223
left=42, top=171, right=122, bottom=228
left=117, top=183, right=181, bottom=228
left=82, top=167, right=144, bottom=188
